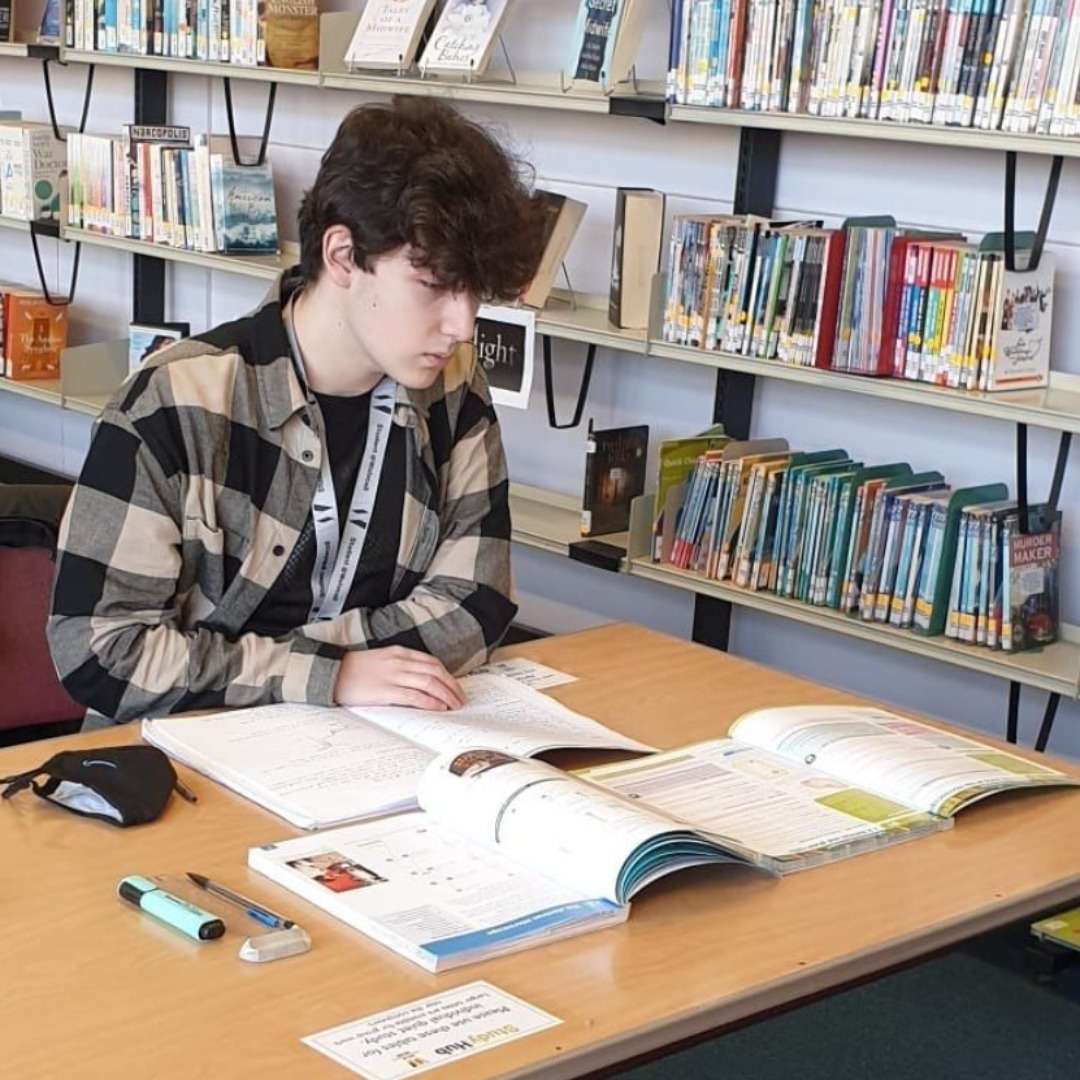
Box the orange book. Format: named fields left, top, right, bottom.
left=3, top=292, right=69, bottom=381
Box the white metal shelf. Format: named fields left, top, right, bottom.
left=627, top=556, right=1080, bottom=698
left=0, top=375, right=63, bottom=405
left=59, top=49, right=320, bottom=85
left=537, top=293, right=647, bottom=353
left=509, top=483, right=583, bottom=556
left=669, top=105, right=1080, bottom=158
left=649, top=340, right=1080, bottom=433
left=62, top=226, right=297, bottom=280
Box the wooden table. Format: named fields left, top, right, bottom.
left=5, top=624, right=1080, bottom=1079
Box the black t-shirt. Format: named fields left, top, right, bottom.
left=246, top=389, right=405, bottom=638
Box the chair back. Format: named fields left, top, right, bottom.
left=0, top=484, right=85, bottom=733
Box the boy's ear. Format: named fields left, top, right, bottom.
left=322, top=225, right=356, bottom=285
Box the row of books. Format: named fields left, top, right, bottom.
left=343, top=0, right=647, bottom=85
left=0, top=286, right=70, bottom=381
left=66, top=125, right=279, bottom=256
left=667, top=0, right=1080, bottom=136
left=662, top=213, right=1055, bottom=392
left=654, top=434, right=1061, bottom=653
left=63, top=0, right=318, bottom=67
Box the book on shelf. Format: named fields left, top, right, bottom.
left=580, top=419, right=649, bottom=537
left=142, top=672, right=653, bottom=830
left=248, top=702, right=1076, bottom=972
left=1003, top=504, right=1061, bottom=653
left=2, top=289, right=69, bottom=380
left=911, top=483, right=1011, bottom=637
left=978, top=232, right=1055, bottom=392
left=128, top=321, right=189, bottom=374
left=417, top=0, right=512, bottom=77
left=343, top=0, right=439, bottom=71
left=215, top=156, right=279, bottom=255
left=0, top=121, right=65, bottom=222
left=263, top=0, right=320, bottom=71
left=608, top=187, right=664, bottom=331
left=0, top=0, right=10, bottom=43
left=565, top=0, right=647, bottom=91
left=519, top=189, right=587, bottom=310
left=651, top=424, right=730, bottom=560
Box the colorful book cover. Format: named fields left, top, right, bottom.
left=218, top=161, right=279, bottom=255
left=128, top=321, right=189, bottom=374
left=1004, top=506, right=1061, bottom=653
left=566, top=0, right=647, bottom=89
left=581, top=421, right=649, bottom=537
left=3, top=292, right=69, bottom=380
left=418, top=0, right=511, bottom=75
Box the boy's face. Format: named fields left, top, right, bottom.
left=344, top=246, right=480, bottom=391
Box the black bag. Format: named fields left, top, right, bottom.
left=0, top=745, right=178, bottom=827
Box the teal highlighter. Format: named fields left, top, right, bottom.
left=118, top=875, right=226, bottom=941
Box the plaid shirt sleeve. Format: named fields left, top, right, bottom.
left=47, top=391, right=344, bottom=723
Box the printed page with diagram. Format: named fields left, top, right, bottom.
left=726, top=706, right=1078, bottom=816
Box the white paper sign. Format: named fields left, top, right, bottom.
left=303, top=981, right=561, bottom=1080
left=473, top=657, right=577, bottom=689
left=474, top=304, right=535, bottom=410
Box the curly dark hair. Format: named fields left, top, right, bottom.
left=297, top=97, right=549, bottom=302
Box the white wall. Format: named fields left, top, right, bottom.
left=1, top=0, right=1077, bottom=759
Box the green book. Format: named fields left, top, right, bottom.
left=828, top=464, right=913, bottom=609
left=911, top=483, right=1010, bottom=636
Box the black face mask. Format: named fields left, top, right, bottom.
left=1, top=745, right=178, bottom=827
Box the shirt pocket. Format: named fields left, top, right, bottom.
left=180, top=516, right=247, bottom=606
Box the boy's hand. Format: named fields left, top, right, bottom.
left=333, top=647, right=467, bottom=711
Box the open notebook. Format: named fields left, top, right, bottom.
left=142, top=673, right=652, bottom=829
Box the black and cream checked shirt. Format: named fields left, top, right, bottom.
left=48, top=271, right=517, bottom=722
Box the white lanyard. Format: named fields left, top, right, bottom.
left=285, top=301, right=397, bottom=622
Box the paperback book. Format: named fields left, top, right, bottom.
left=142, top=672, right=652, bottom=829
left=249, top=703, right=1075, bottom=972
left=417, top=0, right=512, bottom=76
left=520, top=189, right=587, bottom=310
left=565, top=0, right=647, bottom=90
left=581, top=420, right=649, bottom=537
left=128, top=321, right=189, bottom=374
left=343, top=0, right=439, bottom=71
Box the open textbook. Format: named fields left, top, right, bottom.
left=248, top=705, right=1076, bottom=971
left=141, top=674, right=651, bottom=830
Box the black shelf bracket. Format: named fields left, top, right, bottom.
left=608, top=93, right=667, bottom=125
left=41, top=58, right=95, bottom=141
left=1006, top=680, right=1063, bottom=753
left=542, top=334, right=596, bottom=430
left=223, top=78, right=277, bottom=166
left=1003, top=151, right=1062, bottom=272
left=28, top=220, right=80, bottom=304
left=568, top=538, right=624, bottom=572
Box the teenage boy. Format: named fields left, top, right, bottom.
left=48, top=97, right=548, bottom=726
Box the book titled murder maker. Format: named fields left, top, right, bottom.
left=581, top=420, right=648, bottom=537
left=248, top=704, right=1076, bottom=972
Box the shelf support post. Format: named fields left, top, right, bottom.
left=694, top=127, right=783, bottom=652
left=132, top=69, right=168, bottom=325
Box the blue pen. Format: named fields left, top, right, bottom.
left=187, top=872, right=296, bottom=930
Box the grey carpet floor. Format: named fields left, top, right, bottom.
left=617, top=925, right=1080, bottom=1080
